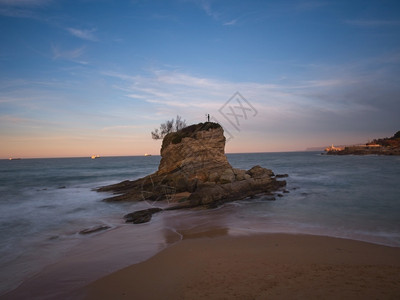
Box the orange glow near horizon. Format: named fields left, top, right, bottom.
left=1, top=136, right=317, bottom=159
left=1, top=127, right=377, bottom=159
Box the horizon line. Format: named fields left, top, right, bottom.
left=1, top=149, right=323, bottom=160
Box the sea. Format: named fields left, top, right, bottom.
left=1, top=152, right=400, bottom=297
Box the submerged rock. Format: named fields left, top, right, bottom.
left=275, top=174, right=289, bottom=178
left=98, top=122, right=286, bottom=223
left=79, top=225, right=111, bottom=235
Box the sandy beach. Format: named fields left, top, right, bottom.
left=83, top=233, right=400, bottom=300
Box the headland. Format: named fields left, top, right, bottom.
left=325, top=131, right=400, bottom=155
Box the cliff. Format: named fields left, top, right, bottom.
left=98, top=122, right=286, bottom=223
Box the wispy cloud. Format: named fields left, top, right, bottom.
left=67, top=28, right=98, bottom=41
left=0, top=115, right=50, bottom=126
left=0, top=79, right=76, bottom=109
left=103, top=68, right=350, bottom=121
left=102, top=59, right=400, bottom=144
left=198, top=0, right=220, bottom=20
left=101, top=71, right=137, bottom=81
left=223, top=19, right=237, bottom=26
left=51, top=44, right=88, bottom=64
left=193, top=0, right=241, bottom=26
left=344, top=19, right=400, bottom=28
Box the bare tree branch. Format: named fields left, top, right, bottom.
left=151, top=115, right=187, bottom=140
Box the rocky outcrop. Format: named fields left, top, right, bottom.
left=98, top=122, right=286, bottom=222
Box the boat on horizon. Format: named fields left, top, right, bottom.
left=91, top=155, right=100, bottom=159
left=9, top=158, right=22, bottom=160
left=144, top=153, right=152, bottom=156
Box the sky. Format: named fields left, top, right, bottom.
left=0, top=0, right=399, bottom=158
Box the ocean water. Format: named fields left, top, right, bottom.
left=1, top=152, right=400, bottom=296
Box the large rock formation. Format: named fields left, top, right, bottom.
left=98, top=122, right=286, bottom=223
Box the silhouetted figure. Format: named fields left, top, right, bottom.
left=207, top=114, right=210, bottom=122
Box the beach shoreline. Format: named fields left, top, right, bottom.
left=2, top=228, right=400, bottom=299
left=82, top=232, right=400, bottom=300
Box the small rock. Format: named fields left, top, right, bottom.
left=275, top=174, right=289, bottom=178
left=124, top=207, right=163, bottom=224
left=247, top=165, right=274, bottom=178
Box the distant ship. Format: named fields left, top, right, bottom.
left=91, top=155, right=100, bottom=159
left=9, top=158, right=22, bottom=160
left=144, top=153, right=152, bottom=157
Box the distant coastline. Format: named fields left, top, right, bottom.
left=325, top=131, right=400, bottom=155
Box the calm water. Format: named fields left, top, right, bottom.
left=1, top=152, right=400, bottom=295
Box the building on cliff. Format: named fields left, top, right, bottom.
left=324, top=144, right=344, bottom=152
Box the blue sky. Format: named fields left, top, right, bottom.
left=1, top=0, right=399, bottom=158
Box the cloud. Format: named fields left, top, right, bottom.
left=51, top=44, right=87, bottom=64
left=192, top=0, right=241, bottom=26
left=103, top=59, right=400, bottom=145
left=344, top=19, right=400, bottom=27
left=67, top=28, right=98, bottom=41
left=198, top=0, right=220, bottom=20
left=0, top=79, right=76, bottom=110
left=101, top=71, right=136, bottom=81
left=103, top=69, right=339, bottom=127
left=0, top=115, right=60, bottom=131
left=223, top=19, right=237, bottom=26
left=1, top=115, right=33, bottom=124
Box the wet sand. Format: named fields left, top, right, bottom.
left=1, top=225, right=180, bottom=300
left=84, top=233, right=400, bottom=300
